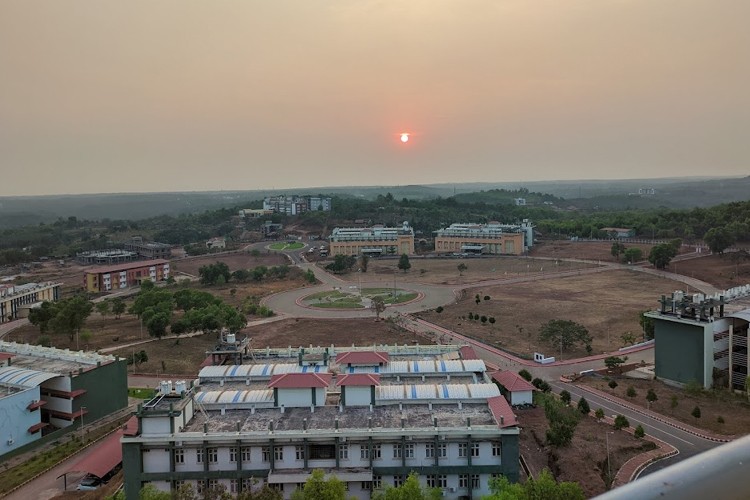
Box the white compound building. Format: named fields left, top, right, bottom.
left=121, top=345, right=519, bottom=499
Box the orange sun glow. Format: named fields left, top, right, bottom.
left=400, top=133, right=409, bottom=143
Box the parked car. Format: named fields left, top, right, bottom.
left=77, top=474, right=102, bottom=491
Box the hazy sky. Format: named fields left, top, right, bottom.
left=1, top=1, right=748, bottom=196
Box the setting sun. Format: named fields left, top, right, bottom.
left=400, top=133, right=409, bottom=143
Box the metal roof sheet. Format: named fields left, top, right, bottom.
left=375, top=383, right=500, bottom=401
left=0, top=366, right=61, bottom=388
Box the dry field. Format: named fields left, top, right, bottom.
left=416, top=269, right=684, bottom=358
left=578, top=375, right=750, bottom=436
left=671, top=252, right=750, bottom=290
left=530, top=240, right=689, bottom=262
left=519, top=404, right=657, bottom=497
left=171, top=252, right=288, bottom=277
left=365, top=256, right=596, bottom=285
left=110, top=318, right=432, bottom=376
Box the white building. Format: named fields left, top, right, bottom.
left=121, top=345, right=520, bottom=500
left=205, top=237, right=226, bottom=250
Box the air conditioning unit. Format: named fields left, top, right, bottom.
left=7, top=438, right=14, bottom=445
left=449, top=487, right=457, bottom=493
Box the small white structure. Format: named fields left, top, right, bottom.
left=491, top=371, right=535, bottom=406
left=205, top=237, right=226, bottom=250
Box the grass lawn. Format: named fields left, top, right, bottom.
left=303, top=288, right=417, bottom=309
left=128, top=388, right=157, bottom=399
left=269, top=242, right=304, bottom=250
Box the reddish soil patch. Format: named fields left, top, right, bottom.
left=577, top=375, right=750, bottom=436
left=172, top=252, right=288, bottom=277
left=518, top=404, right=655, bottom=497
left=670, top=251, right=750, bottom=290
left=365, top=256, right=595, bottom=285
left=416, top=269, right=683, bottom=358
left=531, top=240, right=689, bottom=262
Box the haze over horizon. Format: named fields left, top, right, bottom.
left=1, top=1, right=748, bottom=197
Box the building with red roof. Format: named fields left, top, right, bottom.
left=84, top=259, right=170, bottom=293
left=268, top=372, right=332, bottom=408
left=336, top=374, right=380, bottom=407
left=334, top=351, right=389, bottom=366
left=491, top=370, right=535, bottom=406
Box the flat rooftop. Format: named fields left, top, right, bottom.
left=183, top=403, right=497, bottom=434
left=0, top=342, right=116, bottom=374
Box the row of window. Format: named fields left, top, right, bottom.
left=177, top=474, right=499, bottom=494
left=172, top=442, right=502, bottom=464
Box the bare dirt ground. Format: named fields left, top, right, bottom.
left=365, top=256, right=595, bottom=285
left=530, top=240, right=689, bottom=262
left=171, top=252, right=288, bottom=277
left=578, top=375, right=750, bottom=436
left=416, top=270, right=684, bottom=358
left=518, top=404, right=654, bottom=498
left=670, top=251, right=750, bottom=290
left=110, top=318, right=432, bottom=376
left=12, top=261, right=89, bottom=296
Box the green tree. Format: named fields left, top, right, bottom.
left=484, top=469, right=585, bottom=500
left=538, top=319, right=592, bottom=353
left=704, top=227, right=735, bottom=255
left=611, top=241, right=626, bottom=262
left=604, top=356, right=627, bottom=373
left=28, top=301, right=58, bottom=334
left=111, top=297, right=126, bottom=319
left=623, top=247, right=643, bottom=263
left=290, top=469, right=347, bottom=500
left=639, top=311, right=655, bottom=340
left=541, top=393, right=580, bottom=447
left=608, top=379, right=618, bottom=392
left=372, top=472, right=442, bottom=500
left=648, top=242, right=678, bottom=269
left=398, top=253, right=411, bottom=273
left=670, top=395, right=679, bottom=414
left=371, top=296, right=386, bottom=321
left=95, top=301, right=110, bottom=317
left=359, top=254, right=369, bottom=272
left=457, top=262, right=467, bottom=276
left=518, top=369, right=532, bottom=382
left=613, top=414, right=630, bottom=430
left=145, top=311, right=171, bottom=338
left=634, top=424, right=645, bottom=438
left=691, top=405, right=701, bottom=423
left=626, top=386, right=637, bottom=397
left=560, top=390, right=571, bottom=405
left=577, top=396, right=590, bottom=415
left=49, top=295, right=94, bottom=347
left=199, top=262, right=231, bottom=285
left=646, top=389, right=658, bottom=408
left=304, top=269, right=317, bottom=283
left=594, top=408, right=605, bottom=421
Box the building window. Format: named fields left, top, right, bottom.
left=393, top=475, right=406, bottom=488
left=197, top=480, right=205, bottom=494
left=458, top=443, right=467, bottom=458
left=425, top=443, right=435, bottom=458
left=426, top=475, right=437, bottom=488
left=296, top=445, right=306, bottom=460
left=208, top=479, right=218, bottom=490
left=196, top=448, right=204, bottom=463
left=372, top=444, right=382, bottom=459
left=459, top=475, right=469, bottom=489
left=309, top=444, right=336, bottom=460
left=438, top=443, right=447, bottom=458
left=230, top=480, right=238, bottom=493
left=338, top=444, right=349, bottom=460
left=492, top=443, right=502, bottom=457
left=270, top=483, right=284, bottom=492
left=242, top=447, right=251, bottom=462
left=360, top=445, right=370, bottom=460
left=471, top=443, right=480, bottom=457
left=437, top=475, right=447, bottom=488
left=471, top=474, right=480, bottom=488
left=241, top=478, right=254, bottom=491
left=207, top=447, right=218, bottom=463
left=373, top=476, right=382, bottom=489
left=274, top=446, right=284, bottom=461
left=173, top=448, right=184, bottom=464
left=174, top=480, right=184, bottom=492
left=404, top=443, right=414, bottom=459
left=361, top=481, right=373, bottom=491
left=229, top=447, right=237, bottom=462
left=262, top=446, right=270, bottom=462
left=392, top=444, right=402, bottom=459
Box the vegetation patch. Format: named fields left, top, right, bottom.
left=269, top=242, right=304, bottom=250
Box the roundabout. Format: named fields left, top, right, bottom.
left=301, top=287, right=420, bottom=310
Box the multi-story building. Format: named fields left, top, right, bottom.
left=84, top=259, right=170, bottom=293
left=0, top=341, right=127, bottom=457
left=434, top=220, right=534, bottom=255
left=121, top=345, right=519, bottom=500
left=646, top=285, right=750, bottom=391
left=329, top=222, right=415, bottom=256
left=76, top=250, right=138, bottom=266
left=263, top=196, right=332, bottom=215
left=124, top=237, right=172, bottom=260
left=0, top=282, right=61, bottom=324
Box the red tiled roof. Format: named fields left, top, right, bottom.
left=0, top=353, right=14, bottom=361
left=335, top=351, right=390, bottom=365
left=336, top=374, right=380, bottom=387
left=487, top=395, right=518, bottom=428
left=491, top=370, right=536, bottom=392
left=66, top=429, right=124, bottom=478
left=123, top=416, right=138, bottom=436
left=86, top=259, right=169, bottom=275
left=268, top=372, right=332, bottom=389
left=459, top=346, right=479, bottom=360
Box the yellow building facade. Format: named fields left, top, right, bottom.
left=0, top=282, right=61, bottom=323
left=329, top=223, right=415, bottom=256
left=434, top=222, right=530, bottom=255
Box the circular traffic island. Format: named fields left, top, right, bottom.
left=268, top=241, right=305, bottom=251
left=301, top=287, right=419, bottom=310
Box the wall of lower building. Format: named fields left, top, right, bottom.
left=71, top=359, right=128, bottom=422
left=654, top=318, right=709, bottom=387
left=0, top=387, right=43, bottom=457
left=330, top=237, right=415, bottom=256
left=434, top=233, right=524, bottom=255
